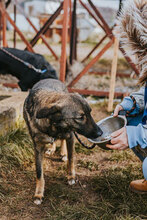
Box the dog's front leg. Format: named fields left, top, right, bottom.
left=66, top=133, right=76, bottom=185
left=61, top=139, right=67, bottom=162
left=34, top=145, right=45, bottom=205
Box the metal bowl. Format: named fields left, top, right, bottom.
left=88, top=115, right=127, bottom=150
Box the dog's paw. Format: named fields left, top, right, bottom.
left=34, top=198, right=43, bottom=205
left=61, top=155, right=68, bottom=162
left=68, top=179, right=76, bottom=185
left=45, top=149, right=54, bottom=157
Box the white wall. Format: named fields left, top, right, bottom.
left=24, top=1, right=60, bottom=16
left=8, top=14, right=40, bottom=32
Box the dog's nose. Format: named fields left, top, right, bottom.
left=90, top=126, right=103, bottom=139
left=93, top=125, right=103, bottom=138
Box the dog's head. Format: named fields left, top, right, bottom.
left=36, top=93, right=102, bottom=139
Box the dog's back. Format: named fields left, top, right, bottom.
left=32, top=78, right=67, bottom=93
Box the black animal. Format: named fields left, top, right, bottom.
left=0, top=47, right=58, bottom=91
left=23, top=78, right=102, bottom=205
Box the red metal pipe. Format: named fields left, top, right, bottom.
left=88, top=0, right=112, bottom=37
left=2, top=83, right=19, bottom=88
left=81, top=34, right=107, bottom=63
left=68, top=39, right=114, bottom=87
left=68, top=88, right=124, bottom=98
left=0, top=1, right=7, bottom=47
left=60, top=0, right=69, bottom=82
left=88, top=0, right=139, bottom=76
left=69, top=0, right=77, bottom=64
left=13, top=4, right=16, bottom=48
left=79, top=0, right=104, bottom=32
left=120, top=47, right=139, bottom=75
left=4, top=10, right=34, bottom=52
left=29, top=3, right=63, bottom=48
left=26, top=17, right=58, bottom=60
left=89, top=71, right=131, bottom=78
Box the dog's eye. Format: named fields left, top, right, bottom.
left=79, top=115, right=85, bottom=120
left=74, top=115, right=85, bottom=122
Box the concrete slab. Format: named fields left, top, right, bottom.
left=0, top=91, right=28, bottom=135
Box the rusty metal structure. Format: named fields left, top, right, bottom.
left=0, top=0, right=139, bottom=98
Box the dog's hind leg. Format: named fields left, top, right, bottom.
left=66, top=133, right=76, bottom=185
left=34, top=144, right=45, bottom=205
left=60, top=139, right=67, bottom=162
left=45, top=142, right=56, bottom=157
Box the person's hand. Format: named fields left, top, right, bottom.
left=106, top=127, right=129, bottom=150
left=113, top=104, right=123, bottom=117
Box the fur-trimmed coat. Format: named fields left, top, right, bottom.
left=114, top=0, right=147, bottom=84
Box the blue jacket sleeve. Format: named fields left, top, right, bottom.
left=120, top=86, right=145, bottom=114
left=126, top=124, right=147, bottom=149
left=120, top=97, right=140, bottom=114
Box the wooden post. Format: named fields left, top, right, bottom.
left=108, top=37, right=119, bottom=112
left=60, top=0, right=69, bottom=82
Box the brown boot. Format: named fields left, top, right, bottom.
left=130, top=179, right=147, bottom=194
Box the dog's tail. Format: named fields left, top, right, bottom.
left=114, top=0, right=147, bottom=85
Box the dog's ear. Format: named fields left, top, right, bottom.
left=36, top=106, right=61, bottom=119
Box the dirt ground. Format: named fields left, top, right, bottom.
left=0, top=103, right=147, bottom=220
left=0, top=40, right=146, bottom=220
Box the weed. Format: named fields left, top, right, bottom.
left=78, top=159, right=99, bottom=171
left=0, top=125, right=146, bottom=220
left=0, top=126, right=34, bottom=172
left=75, top=143, right=93, bottom=155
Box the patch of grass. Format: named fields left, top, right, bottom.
left=78, top=159, right=99, bottom=171
left=117, top=58, right=130, bottom=70
left=44, top=54, right=55, bottom=62
left=90, top=99, right=111, bottom=114
left=0, top=126, right=146, bottom=219
left=0, top=126, right=34, bottom=172
left=109, top=150, right=137, bottom=162
left=97, top=58, right=130, bottom=71
left=89, top=166, right=147, bottom=219
left=98, top=58, right=112, bottom=67
left=75, top=143, right=93, bottom=155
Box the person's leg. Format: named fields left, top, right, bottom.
left=129, top=150, right=147, bottom=194
left=130, top=158, right=147, bottom=193
left=131, top=146, right=147, bottom=162
left=143, top=157, right=147, bottom=180
left=126, top=114, right=147, bottom=193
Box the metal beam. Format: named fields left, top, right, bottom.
left=0, top=1, right=7, bottom=47
left=4, top=9, right=34, bottom=52
left=81, top=34, right=107, bottom=63
left=68, top=39, right=114, bottom=87
left=89, top=71, right=132, bottom=78
left=69, top=0, right=77, bottom=64
left=29, top=3, right=63, bottom=48
left=68, top=88, right=124, bottom=98
left=60, top=0, right=69, bottom=82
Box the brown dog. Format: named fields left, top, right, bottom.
left=23, top=79, right=102, bottom=205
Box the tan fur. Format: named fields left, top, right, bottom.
left=35, top=178, right=45, bottom=199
